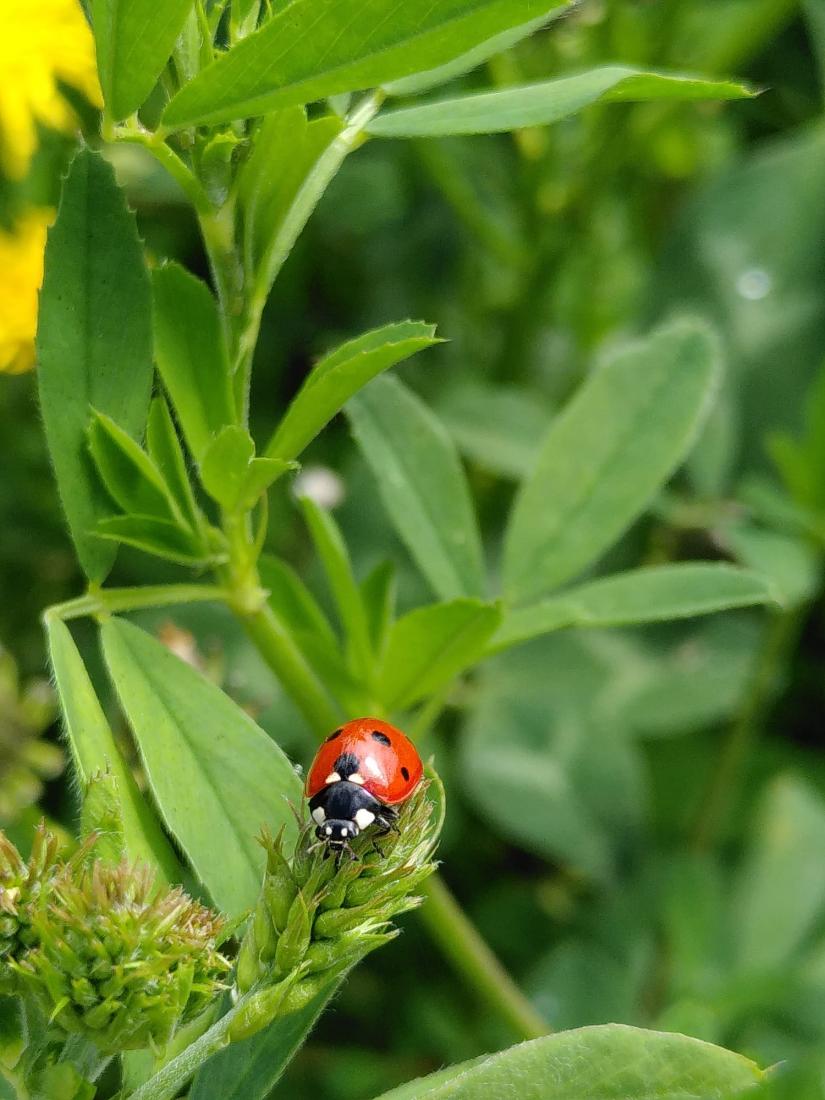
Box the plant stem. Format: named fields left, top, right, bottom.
left=43, top=584, right=229, bottom=625
left=691, top=607, right=804, bottom=851
left=238, top=602, right=342, bottom=734
left=111, top=127, right=212, bottom=216
left=419, top=875, right=549, bottom=1041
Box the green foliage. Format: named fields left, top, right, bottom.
left=372, top=1025, right=762, bottom=1098
left=8, top=0, right=813, bottom=1096
left=36, top=149, right=153, bottom=582
left=348, top=376, right=487, bottom=600
left=503, top=320, right=721, bottom=605
left=367, top=66, right=754, bottom=137
left=162, top=0, right=572, bottom=128
left=100, top=618, right=302, bottom=917
left=91, top=0, right=194, bottom=121
left=151, top=265, right=236, bottom=463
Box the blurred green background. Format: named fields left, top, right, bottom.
left=6, top=1, right=825, bottom=1096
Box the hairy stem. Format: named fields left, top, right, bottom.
left=43, top=584, right=229, bottom=625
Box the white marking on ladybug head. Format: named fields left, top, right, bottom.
left=349, top=772, right=365, bottom=785
left=311, top=806, right=326, bottom=825
left=324, top=771, right=341, bottom=784
left=340, top=827, right=349, bottom=837
left=363, top=755, right=382, bottom=778
left=325, top=825, right=332, bottom=836
left=354, top=808, right=375, bottom=830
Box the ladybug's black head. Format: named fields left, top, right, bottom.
left=315, top=818, right=360, bottom=847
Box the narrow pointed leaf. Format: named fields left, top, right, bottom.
left=370, top=1023, right=763, bottom=1099
left=265, top=322, right=440, bottom=463
left=146, top=396, right=201, bottom=530
left=95, top=515, right=215, bottom=567
left=47, top=619, right=180, bottom=883
left=162, top=0, right=570, bottom=129
left=101, top=618, right=302, bottom=917
left=348, top=375, right=486, bottom=601
left=503, top=320, right=721, bottom=605
left=379, top=599, right=500, bottom=709
left=494, top=564, right=779, bottom=650
left=88, top=410, right=180, bottom=521
left=152, top=265, right=236, bottom=462
left=92, top=0, right=194, bottom=120
left=368, top=66, right=755, bottom=138
left=37, top=149, right=153, bottom=582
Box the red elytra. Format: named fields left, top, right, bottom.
left=306, top=717, right=423, bottom=806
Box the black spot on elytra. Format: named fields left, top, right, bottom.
left=326, top=728, right=343, bottom=742
left=371, top=730, right=391, bottom=746
left=400, top=766, right=410, bottom=781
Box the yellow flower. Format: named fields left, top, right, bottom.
left=0, top=0, right=102, bottom=180
left=0, top=208, right=53, bottom=374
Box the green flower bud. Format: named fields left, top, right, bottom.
left=273, top=892, right=312, bottom=978
left=3, top=843, right=229, bottom=1054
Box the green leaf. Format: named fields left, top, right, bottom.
left=162, top=0, right=570, bottom=129
left=503, top=320, right=721, bottom=606
left=382, top=9, right=565, bottom=97
left=37, top=148, right=153, bottom=583
left=731, top=775, right=825, bottom=975
left=47, top=619, right=180, bottom=884
left=299, top=497, right=373, bottom=682
left=493, top=564, right=778, bottom=650
left=723, top=522, right=820, bottom=608
left=368, top=66, right=755, bottom=138
left=259, top=554, right=337, bottom=648
left=436, top=381, right=550, bottom=480
left=152, top=264, right=236, bottom=462
left=201, top=426, right=294, bottom=511
left=461, top=636, right=640, bottom=878
left=360, top=560, right=397, bottom=661
left=379, top=599, right=500, bottom=709
left=348, top=375, right=486, bottom=601
left=239, top=108, right=344, bottom=290
left=91, top=0, right=194, bottom=120
left=190, top=986, right=339, bottom=1100
left=95, top=515, right=216, bottom=567
left=265, top=321, right=440, bottom=463
left=100, top=618, right=302, bottom=918
left=88, top=410, right=180, bottom=521
left=371, top=1024, right=762, bottom=1099
left=146, top=395, right=201, bottom=530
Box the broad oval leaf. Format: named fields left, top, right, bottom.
left=493, top=563, right=778, bottom=651
left=37, top=148, right=153, bottom=583
left=368, top=66, right=754, bottom=138
left=370, top=1023, right=763, bottom=1099
left=348, top=375, right=486, bottom=601
left=91, top=0, right=194, bottom=120
left=47, top=619, right=180, bottom=884
left=100, top=618, right=302, bottom=917
left=731, top=775, right=825, bottom=975
left=503, top=319, right=722, bottom=606
left=162, top=0, right=569, bottom=129
left=265, top=321, right=440, bottom=463
left=379, top=599, right=500, bottom=710
left=152, top=264, right=236, bottom=463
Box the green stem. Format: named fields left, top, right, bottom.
left=419, top=875, right=549, bottom=1041
left=237, top=602, right=342, bottom=735
left=120, top=992, right=249, bottom=1100
left=691, top=607, right=804, bottom=851
left=111, top=127, right=212, bottom=216
left=43, top=584, right=229, bottom=625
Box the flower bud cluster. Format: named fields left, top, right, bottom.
left=232, top=782, right=439, bottom=1040
left=0, top=825, right=229, bottom=1053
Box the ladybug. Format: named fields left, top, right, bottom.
left=306, top=718, right=423, bottom=853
